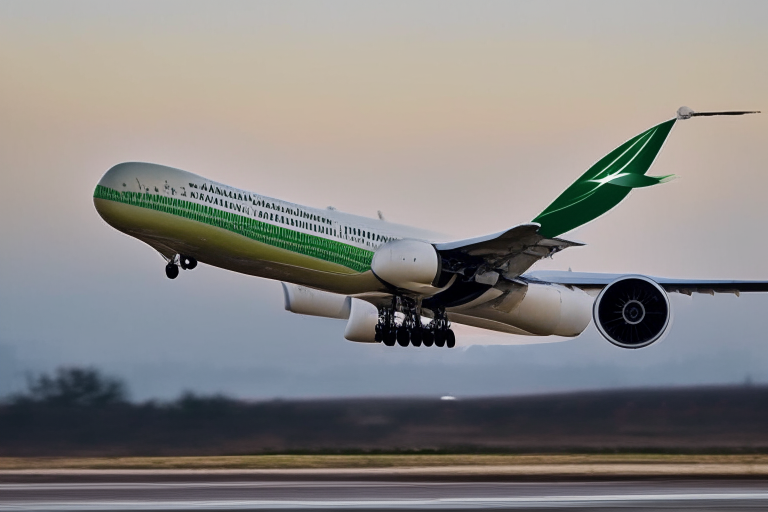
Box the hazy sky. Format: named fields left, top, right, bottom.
left=1, top=1, right=767, bottom=399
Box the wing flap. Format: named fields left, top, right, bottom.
left=435, top=224, right=584, bottom=279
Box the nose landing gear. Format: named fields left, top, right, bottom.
left=179, top=255, right=197, bottom=270
left=164, top=254, right=198, bottom=279
left=165, top=262, right=179, bottom=279
left=375, top=298, right=455, bottom=348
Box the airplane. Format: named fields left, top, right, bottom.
left=94, top=106, right=762, bottom=350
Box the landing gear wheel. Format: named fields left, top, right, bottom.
left=396, top=326, right=410, bottom=347
left=434, top=330, right=446, bottom=348
left=446, top=329, right=456, bottom=348
left=422, top=330, right=434, bottom=347
left=410, top=328, right=423, bottom=347
left=179, top=255, right=197, bottom=270
left=383, top=329, right=397, bottom=347
left=165, top=263, right=179, bottom=279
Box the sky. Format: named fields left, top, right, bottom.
left=1, top=1, right=767, bottom=400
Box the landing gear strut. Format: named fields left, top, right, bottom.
left=375, top=297, right=397, bottom=346
left=375, top=298, right=455, bottom=348
left=428, top=307, right=455, bottom=348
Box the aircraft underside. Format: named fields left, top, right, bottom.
left=94, top=192, right=594, bottom=348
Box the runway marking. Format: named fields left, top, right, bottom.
left=5, top=464, right=768, bottom=476
left=0, top=482, right=419, bottom=490
left=4, top=493, right=768, bottom=510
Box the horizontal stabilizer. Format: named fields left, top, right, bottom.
left=676, top=106, right=760, bottom=120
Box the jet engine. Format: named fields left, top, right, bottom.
left=371, top=239, right=443, bottom=294
left=593, top=276, right=671, bottom=349
left=282, top=283, right=350, bottom=319
left=343, top=298, right=379, bottom=343
left=281, top=283, right=379, bottom=343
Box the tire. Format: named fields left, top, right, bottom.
left=410, top=328, right=422, bottom=347
left=384, top=329, right=397, bottom=347
left=180, top=255, right=197, bottom=270
left=422, top=330, right=434, bottom=347
left=446, top=329, right=456, bottom=348
left=396, top=326, right=410, bottom=347
left=165, top=263, right=179, bottom=279
left=434, top=330, right=446, bottom=348
left=374, top=325, right=383, bottom=343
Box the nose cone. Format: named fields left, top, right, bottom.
left=93, top=162, right=180, bottom=227
left=93, top=161, right=202, bottom=231
left=94, top=161, right=190, bottom=203
left=94, top=163, right=139, bottom=230
left=94, top=163, right=141, bottom=221
left=94, top=162, right=164, bottom=195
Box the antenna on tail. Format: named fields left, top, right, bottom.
left=677, top=106, right=760, bottom=120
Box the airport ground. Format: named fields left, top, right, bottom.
left=4, top=456, right=768, bottom=511
left=6, top=385, right=768, bottom=457
left=5, top=453, right=768, bottom=473
left=6, top=382, right=768, bottom=509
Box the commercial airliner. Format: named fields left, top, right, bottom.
left=94, top=107, right=763, bottom=349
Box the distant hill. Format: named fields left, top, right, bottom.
left=4, top=384, right=768, bottom=456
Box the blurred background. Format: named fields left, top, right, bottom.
left=1, top=0, right=767, bottom=402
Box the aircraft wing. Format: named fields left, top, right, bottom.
left=525, top=270, right=768, bottom=296
left=434, top=223, right=584, bottom=281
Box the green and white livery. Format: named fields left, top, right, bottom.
left=94, top=107, right=763, bottom=349
left=533, top=119, right=676, bottom=238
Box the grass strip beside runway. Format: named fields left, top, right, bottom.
left=4, top=454, right=768, bottom=470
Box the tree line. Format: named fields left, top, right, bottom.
left=4, top=367, right=768, bottom=457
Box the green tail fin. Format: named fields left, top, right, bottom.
left=533, top=118, right=676, bottom=238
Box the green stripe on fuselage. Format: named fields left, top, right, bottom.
left=93, top=185, right=374, bottom=273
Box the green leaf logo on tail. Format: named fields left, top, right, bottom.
left=533, top=118, right=677, bottom=238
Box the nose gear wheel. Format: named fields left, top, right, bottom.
left=164, top=254, right=198, bottom=279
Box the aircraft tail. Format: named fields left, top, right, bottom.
left=532, top=107, right=759, bottom=238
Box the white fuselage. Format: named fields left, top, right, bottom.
left=94, top=162, right=594, bottom=342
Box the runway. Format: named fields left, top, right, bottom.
left=3, top=477, right=768, bottom=511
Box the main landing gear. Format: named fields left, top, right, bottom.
left=374, top=297, right=456, bottom=348
left=164, top=254, right=197, bottom=279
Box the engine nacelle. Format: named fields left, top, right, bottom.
left=343, top=298, right=379, bottom=343
left=282, top=283, right=379, bottom=343
left=499, top=283, right=594, bottom=337
left=371, top=239, right=441, bottom=294
left=593, top=276, right=671, bottom=349
left=282, top=283, right=350, bottom=319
